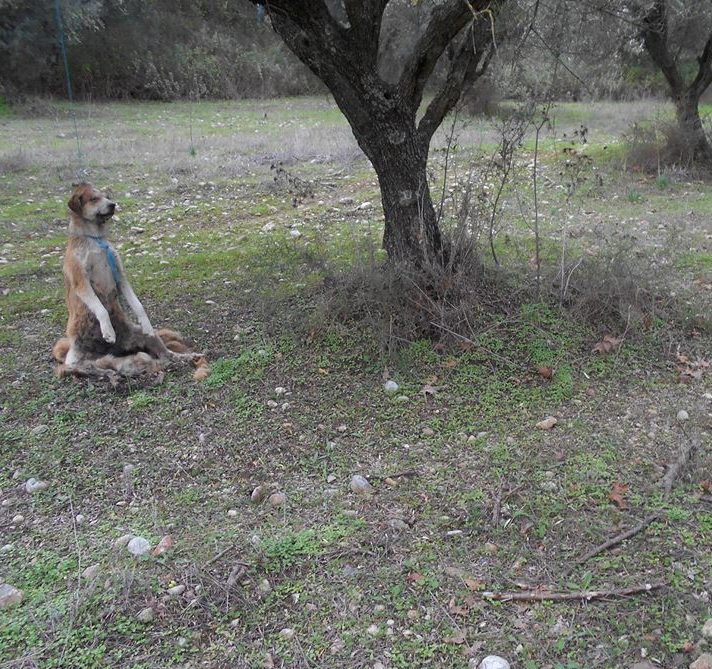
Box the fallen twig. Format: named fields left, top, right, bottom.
left=203, top=543, right=250, bottom=569
left=661, top=433, right=701, bottom=496
left=481, top=581, right=665, bottom=602
left=562, top=512, right=662, bottom=578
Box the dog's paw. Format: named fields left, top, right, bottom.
left=101, top=324, right=116, bottom=344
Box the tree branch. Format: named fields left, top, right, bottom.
left=639, top=0, right=685, bottom=95
left=399, top=0, right=496, bottom=106
left=418, top=16, right=495, bottom=147
left=343, top=0, right=389, bottom=63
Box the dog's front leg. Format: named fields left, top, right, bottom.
left=121, top=280, right=154, bottom=335
left=76, top=287, right=116, bottom=343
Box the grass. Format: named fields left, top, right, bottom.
left=0, top=97, right=710, bottom=669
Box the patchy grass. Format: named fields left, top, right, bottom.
left=0, top=98, right=710, bottom=669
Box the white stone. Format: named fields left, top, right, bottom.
left=127, top=536, right=151, bottom=556
left=383, top=380, right=399, bottom=394
left=350, top=475, right=373, bottom=494
left=0, top=584, right=23, bottom=609
left=702, top=618, right=712, bottom=639
left=82, top=564, right=100, bottom=580
left=168, top=584, right=186, bottom=596
left=11, top=514, right=23, bottom=524
left=677, top=410, right=690, bottom=422
left=114, top=533, right=134, bottom=548
left=269, top=492, right=286, bottom=507
left=279, top=628, right=295, bottom=639
left=478, top=656, right=511, bottom=669
left=25, top=478, right=49, bottom=493
left=275, top=387, right=287, bottom=395
left=227, top=509, right=238, bottom=518
left=137, top=607, right=154, bottom=622
left=367, top=624, right=380, bottom=635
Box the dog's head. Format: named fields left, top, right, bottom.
left=68, top=183, right=116, bottom=223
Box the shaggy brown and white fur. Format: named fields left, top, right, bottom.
left=53, top=183, right=209, bottom=383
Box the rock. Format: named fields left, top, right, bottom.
left=383, top=380, right=399, bottom=394
left=269, top=492, right=286, bottom=507
left=82, top=564, right=100, bottom=580
left=227, top=509, right=238, bottom=518
left=536, top=416, right=558, bottom=430
left=395, top=395, right=409, bottom=402
left=75, top=514, right=85, bottom=525
left=0, top=584, right=23, bottom=609
left=137, top=607, right=154, bottom=622
left=114, top=533, right=134, bottom=548
left=258, top=579, right=272, bottom=594
left=251, top=486, right=268, bottom=504
left=387, top=519, right=409, bottom=531
left=357, top=201, right=373, bottom=210
left=152, top=535, right=174, bottom=557
left=702, top=618, right=712, bottom=639
left=422, top=427, right=435, bottom=437
left=127, top=536, right=151, bottom=556
left=11, top=514, right=23, bottom=524
left=275, top=387, right=287, bottom=396
left=326, top=474, right=337, bottom=484
left=691, top=654, right=712, bottom=669
left=0, top=544, right=14, bottom=553
left=350, top=475, right=373, bottom=495
left=339, top=197, right=354, bottom=205
left=279, top=628, right=295, bottom=639
left=167, top=584, right=186, bottom=596
left=367, top=624, right=380, bottom=635
left=289, top=229, right=301, bottom=239
left=31, top=424, right=48, bottom=436
left=25, top=478, right=49, bottom=493
left=478, top=656, right=511, bottom=669
left=677, top=410, right=690, bottom=422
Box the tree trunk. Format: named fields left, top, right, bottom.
left=675, top=90, right=712, bottom=162
left=354, top=112, right=443, bottom=265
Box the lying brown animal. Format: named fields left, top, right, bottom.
left=53, top=182, right=209, bottom=383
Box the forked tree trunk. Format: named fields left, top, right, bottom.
left=251, top=1, right=499, bottom=266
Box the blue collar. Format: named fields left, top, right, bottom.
left=86, top=235, right=122, bottom=287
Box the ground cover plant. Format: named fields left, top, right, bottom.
left=0, top=98, right=711, bottom=668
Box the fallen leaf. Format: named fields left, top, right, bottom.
left=537, top=366, right=554, bottom=380
left=592, top=334, right=623, bottom=354
left=608, top=482, right=629, bottom=509
left=464, top=578, right=483, bottom=591
left=152, top=535, right=175, bottom=557
left=442, top=358, right=459, bottom=369
left=448, top=598, right=469, bottom=616
left=536, top=416, right=558, bottom=430
left=407, top=572, right=424, bottom=584
left=443, top=630, right=467, bottom=644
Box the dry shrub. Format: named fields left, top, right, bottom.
left=623, top=118, right=712, bottom=173
left=0, top=149, right=29, bottom=174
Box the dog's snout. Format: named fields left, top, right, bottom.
left=107, top=201, right=116, bottom=212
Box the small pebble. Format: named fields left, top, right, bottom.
left=227, top=509, right=238, bottom=518
left=367, top=624, right=380, bottom=635
left=279, top=628, right=295, bottom=639
left=421, top=427, right=435, bottom=437
left=702, top=618, right=712, bottom=639
left=127, top=536, right=151, bottom=556
left=383, top=380, right=399, bottom=394
left=326, top=474, right=337, bottom=483
left=11, top=514, right=23, bottom=524
left=114, top=533, right=134, bottom=548
left=275, top=386, right=287, bottom=395
left=167, top=584, right=186, bottom=596
left=137, top=607, right=154, bottom=623
left=677, top=409, right=690, bottom=422
left=350, top=475, right=373, bottom=495
left=75, top=514, right=85, bottom=525
left=24, top=478, right=49, bottom=493
left=0, top=584, right=23, bottom=609
left=478, top=656, right=511, bottom=669
left=82, top=564, right=100, bottom=580
left=269, top=492, right=286, bottom=507
left=387, top=519, right=409, bottom=531
left=251, top=486, right=268, bottom=504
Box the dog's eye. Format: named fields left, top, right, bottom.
left=90, top=197, right=99, bottom=203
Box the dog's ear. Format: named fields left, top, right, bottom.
left=68, top=189, right=84, bottom=214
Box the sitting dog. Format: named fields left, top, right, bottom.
left=53, top=182, right=209, bottom=383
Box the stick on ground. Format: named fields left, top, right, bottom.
left=481, top=581, right=665, bottom=602
left=562, top=512, right=662, bottom=578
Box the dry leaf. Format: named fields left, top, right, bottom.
left=536, top=416, right=558, bottom=430
left=442, top=358, right=459, bottom=369
left=443, top=630, right=467, bottom=644
left=407, top=571, right=424, bottom=584
left=464, top=578, right=483, bottom=591
left=152, top=535, right=175, bottom=557
left=537, top=366, right=554, bottom=380
left=592, top=334, right=623, bottom=354
left=608, top=482, right=629, bottom=509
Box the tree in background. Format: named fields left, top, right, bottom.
left=250, top=0, right=506, bottom=266
left=629, top=0, right=712, bottom=162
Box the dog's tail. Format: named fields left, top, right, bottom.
left=156, top=328, right=210, bottom=381
left=53, top=337, right=71, bottom=363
